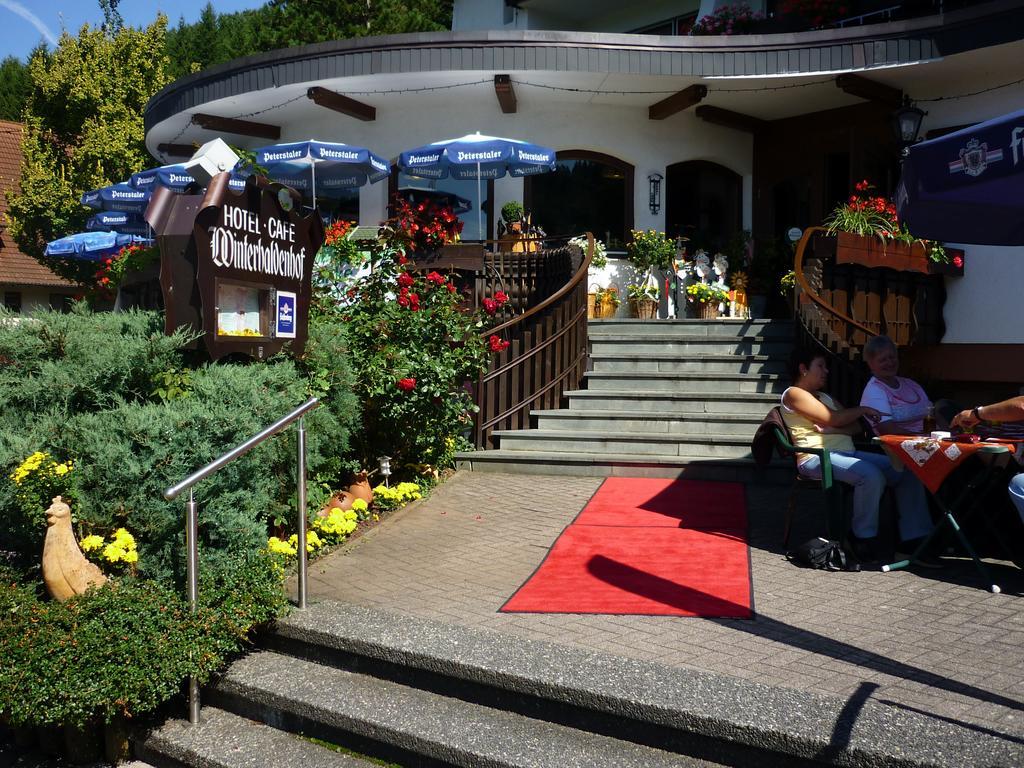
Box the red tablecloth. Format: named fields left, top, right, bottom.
left=877, top=435, right=1013, bottom=494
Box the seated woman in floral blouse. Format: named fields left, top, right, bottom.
left=781, top=347, right=935, bottom=565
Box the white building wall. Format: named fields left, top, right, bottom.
left=308, top=92, right=752, bottom=241
left=2, top=286, right=61, bottom=314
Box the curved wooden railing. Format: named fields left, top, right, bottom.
left=792, top=225, right=947, bottom=405
left=472, top=234, right=593, bottom=448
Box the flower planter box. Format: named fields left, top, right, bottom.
left=834, top=232, right=930, bottom=273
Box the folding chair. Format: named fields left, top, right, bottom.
left=754, top=406, right=848, bottom=548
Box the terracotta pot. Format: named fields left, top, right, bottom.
left=318, top=492, right=352, bottom=517
left=346, top=471, right=374, bottom=505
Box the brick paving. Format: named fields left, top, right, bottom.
left=300, top=471, right=1024, bottom=741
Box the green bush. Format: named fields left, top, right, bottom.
left=0, top=306, right=357, bottom=580
left=0, top=553, right=287, bottom=729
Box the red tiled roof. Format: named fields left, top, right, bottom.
left=0, top=120, right=75, bottom=288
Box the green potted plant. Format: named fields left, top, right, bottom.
left=625, top=229, right=674, bottom=320
left=626, top=282, right=658, bottom=319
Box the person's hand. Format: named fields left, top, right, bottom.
left=860, top=405, right=882, bottom=421
left=952, top=408, right=979, bottom=430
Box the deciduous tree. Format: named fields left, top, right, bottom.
left=6, top=17, right=171, bottom=283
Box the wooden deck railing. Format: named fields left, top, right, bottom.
left=792, top=226, right=947, bottom=404
left=472, top=234, right=593, bottom=449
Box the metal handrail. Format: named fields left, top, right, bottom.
left=163, top=396, right=320, bottom=724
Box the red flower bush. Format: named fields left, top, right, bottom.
left=488, top=335, right=510, bottom=353
left=778, top=0, right=849, bottom=28
left=690, top=3, right=764, bottom=35
left=384, top=195, right=463, bottom=254
left=343, top=202, right=506, bottom=469
left=825, top=179, right=902, bottom=240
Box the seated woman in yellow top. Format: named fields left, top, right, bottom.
left=782, top=348, right=934, bottom=564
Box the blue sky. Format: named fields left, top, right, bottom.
left=0, top=0, right=268, bottom=61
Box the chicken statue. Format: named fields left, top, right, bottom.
left=42, top=496, right=107, bottom=602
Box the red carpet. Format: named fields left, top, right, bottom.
left=500, top=478, right=752, bottom=618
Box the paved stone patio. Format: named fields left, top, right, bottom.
left=300, top=471, right=1024, bottom=745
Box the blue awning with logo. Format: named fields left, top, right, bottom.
left=896, top=108, right=1024, bottom=245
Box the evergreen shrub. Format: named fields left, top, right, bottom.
left=0, top=306, right=356, bottom=581
left=0, top=553, right=287, bottom=729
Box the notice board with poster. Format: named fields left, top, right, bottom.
left=146, top=172, right=323, bottom=360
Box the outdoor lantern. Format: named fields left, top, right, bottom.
left=377, top=455, right=392, bottom=487
left=648, top=173, right=663, bottom=215
left=892, top=96, right=926, bottom=149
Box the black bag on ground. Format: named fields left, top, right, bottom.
left=786, top=537, right=858, bottom=571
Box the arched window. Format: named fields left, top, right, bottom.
left=665, top=160, right=742, bottom=252
left=524, top=151, right=634, bottom=251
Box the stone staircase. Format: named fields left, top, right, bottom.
left=457, top=318, right=794, bottom=482
left=134, top=602, right=1011, bottom=768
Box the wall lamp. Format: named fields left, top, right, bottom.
left=892, top=95, right=926, bottom=154
left=648, top=173, right=663, bottom=215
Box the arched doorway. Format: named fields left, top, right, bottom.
left=665, top=160, right=742, bottom=252
left=524, top=150, right=634, bottom=251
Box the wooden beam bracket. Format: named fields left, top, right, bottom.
left=695, top=105, right=766, bottom=134
left=835, top=74, right=902, bottom=109
left=190, top=113, right=281, bottom=140
left=494, top=74, right=517, bottom=114
left=306, top=86, right=376, bottom=122
left=649, top=84, right=707, bottom=121
left=157, top=142, right=197, bottom=159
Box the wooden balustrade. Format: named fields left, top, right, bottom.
left=471, top=236, right=592, bottom=449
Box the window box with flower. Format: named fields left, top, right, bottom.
left=822, top=180, right=954, bottom=275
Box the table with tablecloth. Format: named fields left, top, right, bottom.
left=875, top=435, right=1019, bottom=592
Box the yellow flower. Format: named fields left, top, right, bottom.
left=351, top=498, right=368, bottom=513
left=80, top=535, right=104, bottom=552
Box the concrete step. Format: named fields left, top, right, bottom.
left=566, top=389, right=778, bottom=415
left=258, top=602, right=1016, bottom=768
left=590, top=334, right=792, bottom=357
left=532, top=409, right=762, bottom=436
left=210, top=650, right=721, bottom=768
left=584, top=370, right=786, bottom=394
left=590, top=352, right=786, bottom=375
left=588, top=318, right=794, bottom=339
left=455, top=449, right=790, bottom=482
left=491, top=429, right=757, bottom=458
left=136, top=706, right=376, bottom=768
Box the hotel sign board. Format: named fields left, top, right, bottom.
left=147, top=173, right=323, bottom=361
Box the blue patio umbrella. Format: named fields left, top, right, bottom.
left=896, top=107, right=1024, bottom=245
left=80, top=183, right=151, bottom=214
left=130, top=164, right=194, bottom=192
left=131, top=163, right=252, bottom=193
left=86, top=211, right=151, bottom=236
left=253, top=139, right=390, bottom=209
left=397, top=132, right=556, bottom=237
left=44, top=231, right=152, bottom=261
